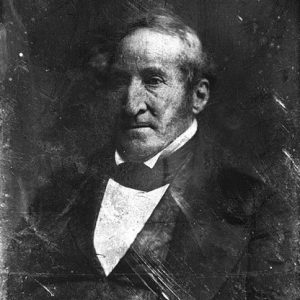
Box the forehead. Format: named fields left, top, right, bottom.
left=115, top=28, right=185, bottom=69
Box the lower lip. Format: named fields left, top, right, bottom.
left=123, top=126, right=153, bottom=134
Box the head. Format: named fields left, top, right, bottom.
left=107, top=9, right=213, bottom=162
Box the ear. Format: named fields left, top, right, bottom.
left=191, top=79, right=209, bottom=114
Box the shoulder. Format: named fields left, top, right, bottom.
left=192, top=129, right=267, bottom=221
left=207, top=166, right=267, bottom=224
left=7, top=147, right=114, bottom=281
left=28, top=144, right=114, bottom=231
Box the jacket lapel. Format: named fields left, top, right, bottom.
left=65, top=150, right=115, bottom=277
left=161, top=135, right=252, bottom=300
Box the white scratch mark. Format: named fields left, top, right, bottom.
left=273, top=94, right=287, bottom=111
left=33, top=278, right=55, bottom=297
left=283, top=149, right=292, bottom=160
left=161, top=291, right=170, bottom=299
left=237, top=15, right=243, bottom=22
left=282, top=149, right=300, bottom=176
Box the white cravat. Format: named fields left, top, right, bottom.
left=93, top=119, right=198, bottom=276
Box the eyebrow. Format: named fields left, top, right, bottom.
left=139, top=66, right=168, bottom=78
left=110, top=65, right=169, bottom=78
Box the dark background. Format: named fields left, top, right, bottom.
left=0, top=0, right=299, bottom=296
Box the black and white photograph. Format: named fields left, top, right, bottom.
left=0, top=1, right=299, bottom=299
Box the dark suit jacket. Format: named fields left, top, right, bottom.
left=7, top=130, right=296, bottom=299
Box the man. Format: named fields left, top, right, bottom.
left=8, top=8, right=295, bottom=300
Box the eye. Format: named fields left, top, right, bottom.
left=143, top=75, right=165, bottom=86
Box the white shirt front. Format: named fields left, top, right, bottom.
left=93, top=119, right=198, bottom=276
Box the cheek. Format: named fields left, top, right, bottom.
left=155, top=105, right=183, bottom=132
left=154, top=85, right=184, bottom=106
left=163, top=89, right=188, bottom=115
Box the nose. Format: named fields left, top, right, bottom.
left=123, top=77, right=147, bottom=116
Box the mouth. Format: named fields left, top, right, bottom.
left=124, top=122, right=153, bottom=130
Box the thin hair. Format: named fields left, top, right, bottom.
left=90, top=8, right=216, bottom=90
left=115, top=8, right=216, bottom=89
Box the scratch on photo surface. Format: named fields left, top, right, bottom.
left=273, top=94, right=287, bottom=112
left=282, top=149, right=300, bottom=178
left=32, top=277, right=55, bottom=297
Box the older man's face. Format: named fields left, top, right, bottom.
left=111, top=28, right=194, bottom=161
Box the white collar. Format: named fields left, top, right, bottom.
left=115, top=119, right=198, bottom=169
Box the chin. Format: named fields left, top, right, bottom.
left=117, top=137, right=163, bottom=162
